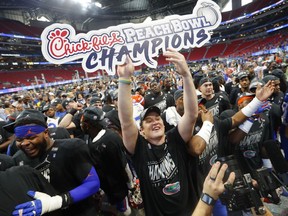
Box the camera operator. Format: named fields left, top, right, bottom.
left=192, top=161, right=235, bottom=216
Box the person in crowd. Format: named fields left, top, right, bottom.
left=76, top=93, right=86, bottom=106
left=229, top=71, right=251, bottom=107
left=102, top=89, right=118, bottom=112
left=161, top=88, right=211, bottom=157
left=80, top=107, right=133, bottom=215
left=42, top=104, right=60, bottom=128
left=143, top=78, right=175, bottom=113
left=161, top=89, right=184, bottom=132
left=192, top=71, right=205, bottom=97
left=270, top=68, right=287, bottom=94
left=89, top=96, right=103, bottom=109
left=134, top=84, right=146, bottom=98
left=51, top=98, right=66, bottom=118
left=7, top=126, right=71, bottom=157
left=247, top=64, right=256, bottom=81
left=258, top=75, right=283, bottom=141
left=4, top=109, right=100, bottom=216
left=262, top=75, right=284, bottom=105
left=22, top=94, right=34, bottom=109
left=198, top=76, right=231, bottom=117
left=58, top=98, right=85, bottom=139
left=162, top=75, right=177, bottom=96
left=117, top=48, right=199, bottom=215
left=104, top=108, right=145, bottom=211
left=233, top=92, right=271, bottom=174
left=131, top=88, right=145, bottom=107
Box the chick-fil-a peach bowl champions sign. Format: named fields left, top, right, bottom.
left=41, top=0, right=221, bottom=75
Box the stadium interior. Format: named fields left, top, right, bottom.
left=0, top=0, right=287, bottom=92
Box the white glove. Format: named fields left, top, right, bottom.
left=13, top=190, right=62, bottom=216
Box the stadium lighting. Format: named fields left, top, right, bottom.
left=72, top=0, right=91, bottom=9
left=37, top=16, right=50, bottom=22
left=95, top=2, right=102, bottom=8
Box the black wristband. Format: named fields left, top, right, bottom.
left=201, top=193, right=217, bottom=206
left=68, top=108, right=77, bottom=115
left=60, top=192, right=73, bottom=208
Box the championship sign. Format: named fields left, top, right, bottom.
left=41, top=0, right=221, bottom=75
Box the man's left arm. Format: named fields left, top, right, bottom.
left=12, top=167, right=100, bottom=216
left=163, top=48, right=198, bottom=142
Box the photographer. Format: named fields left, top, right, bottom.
left=192, top=162, right=235, bottom=216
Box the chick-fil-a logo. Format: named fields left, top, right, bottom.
left=41, top=0, right=222, bottom=75
left=46, top=29, right=124, bottom=59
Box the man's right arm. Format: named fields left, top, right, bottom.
left=117, top=57, right=139, bottom=154
left=231, top=80, right=275, bottom=128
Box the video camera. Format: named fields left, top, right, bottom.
left=217, top=155, right=283, bottom=215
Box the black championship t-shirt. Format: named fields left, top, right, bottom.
left=13, top=138, right=97, bottom=216
left=265, top=103, right=282, bottom=140
left=236, top=114, right=269, bottom=173
left=132, top=127, right=198, bottom=216
left=0, top=166, right=62, bottom=216
left=89, top=129, right=129, bottom=204
left=194, top=117, right=232, bottom=198
left=144, top=92, right=175, bottom=113
left=201, top=93, right=231, bottom=117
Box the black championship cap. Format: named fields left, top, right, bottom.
left=3, top=109, right=47, bottom=133
left=104, top=109, right=121, bottom=130
left=271, top=69, right=284, bottom=79
left=199, top=77, right=212, bottom=87
left=262, top=75, right=279, bottom=84
left=237, top=71, right=248, bottom=80
left=51, top=98, right=62, bottom=107
left=82, top=107, right=106, bottom=127
left=140, top=106, right=161, bottom=126
left=90, top=97, right=102, bottom=105
left=41, top=104, right=51, bottom=113
left=249, top=78, right=265, bottom=92
left=61, top=98, right=74, bottom=109
left=174, top=89, right=183, bottom=101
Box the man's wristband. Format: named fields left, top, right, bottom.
left=201, top=193, right=217, bottom=206
left=196, top=121, right=214, bottom=144
left=118, top=78, right=131, bottom=85
left=60, top=192, right=73, bottom=208
left=241, top=97, right=263, bottom=117
left=68, top=108, right=77, bottom=116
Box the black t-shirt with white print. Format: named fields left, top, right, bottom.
left=236, top=113, right=269, bottom=174
left=200, top=92, right=231, bottom=117
left=144, top=92, right=175, bottom=113
left=132, top=127, right=198, bottom=216
left=193, top=117, right=232, bottom=198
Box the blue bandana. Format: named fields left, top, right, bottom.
left=15, top=125, right=46, bottom=139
